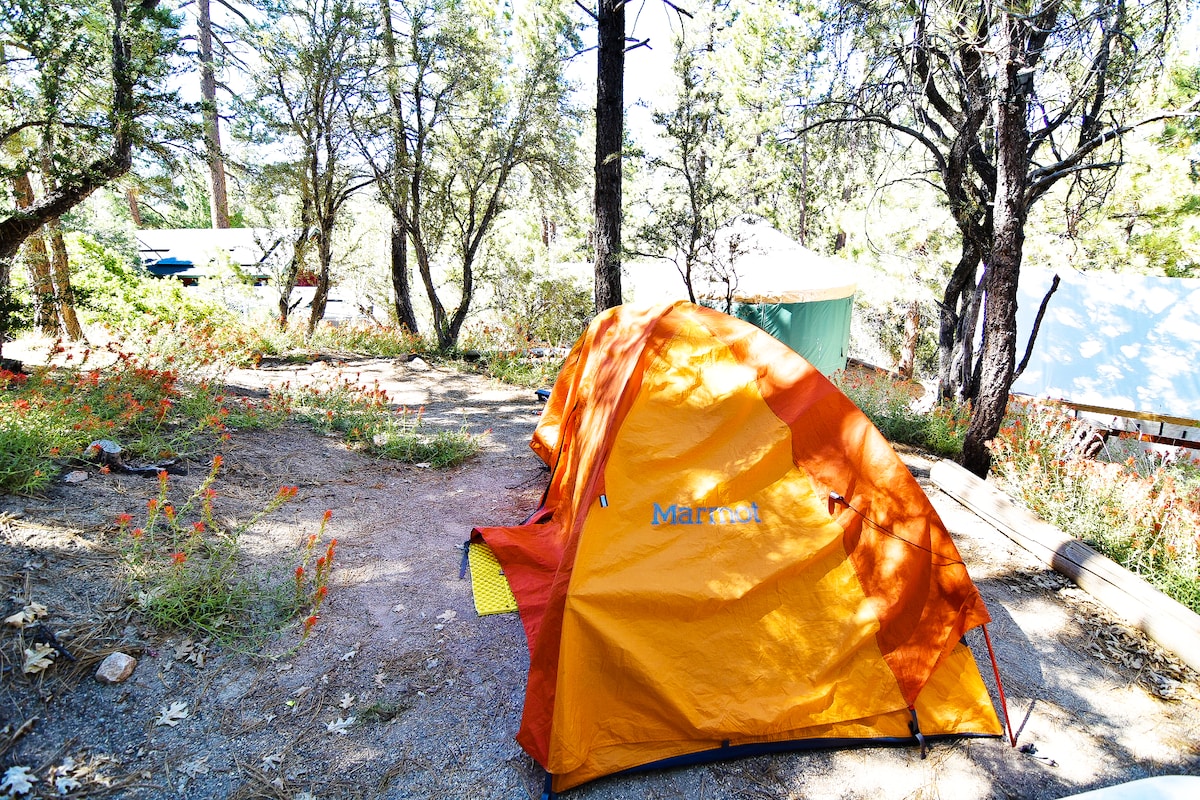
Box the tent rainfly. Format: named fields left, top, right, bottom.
left=472, top=301, right=1005, bottom=795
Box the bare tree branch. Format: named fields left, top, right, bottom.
left=662, top=1, right=692, bottom=20
left=574, top=0, right=596, bottom=21
left=1015, top=274, right=1060, bottom=381
left=1027, top=99, right=1200, bottom=202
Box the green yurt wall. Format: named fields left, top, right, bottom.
left=734, top=291, right=855, bottom=376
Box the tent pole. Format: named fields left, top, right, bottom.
left=982, top=624, right=1017, bottom=747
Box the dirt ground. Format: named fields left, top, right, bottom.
left=1, top=351, right=1199, bottom=800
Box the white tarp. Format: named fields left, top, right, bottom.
left=1013, top=267, right=1200, bottom=421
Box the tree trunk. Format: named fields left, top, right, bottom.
left=961, top=17, right=1029, bottom=478
left=279, top=194, right=313, bottom=328
left=593, top=0, right=625, bottom=312
left=38, top=146, right=85, bottom=341
left=378, top=0, right=418, bottom=335
left=797, top=124, right=809, bottom=245
left=199, top=0, right=231, bottom=229
left=937, top=240, right=989, bottom=401
left=412, top=234, right=447, bottom=349
left=22, top=232, right=56, bottom=335
left=46, top=218, right=83, bottom=340
left=897, top=300, right=921, bottom=380
left=389, top=221, right=418, bottom=333
left=11, top=174, right=58, bottom=335
left=306, top=226, right=332, bottom=336
left=126, top=185, right=144, bottom=227
left=957, top=272, right=985, bottom=401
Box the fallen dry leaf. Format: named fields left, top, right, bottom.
left=1, top=765, right=36, bottom=795
left=178, top=756, right=210, bottom=777
left=54, top=775, right=82, bottom=794
left=6, top=602, right=48, bottom=629
left=22, top=644, right=56, bottom=674
left=154, top=701, right=189, bottom=727
left=326, top=716, right=355, bottom=735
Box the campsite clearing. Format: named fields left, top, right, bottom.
left=0, top=353, right=1197, bottom=799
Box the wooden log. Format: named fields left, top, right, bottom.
left=930, top=459, right=1200, bottom=674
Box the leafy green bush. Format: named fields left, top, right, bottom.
left=369, top=409, right=482, bottom=468
left=0, top=345, right=287, bottom=494
left=248, top=319, right=437, bottom=362
left=489, top=264, right=592, bottom=349
left=834, top=368, right=968, bottom=457
left=277, top=378, right=486, bottom=467
left=853, top=300, right=938, bottom=379
left=68, top=233, right=225, bottom=327
left=473, top=348, right=565, bottom=389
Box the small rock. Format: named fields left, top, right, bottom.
left=96, top=652, right=137, bottom=684
left=408, top=357, right=430, bottom=371
left=62, top=471, right=89, bottom=484
left=86, top=439, right=123, bottom=457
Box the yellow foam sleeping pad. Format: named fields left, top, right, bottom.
left=467, top=542, right=518, bottom=616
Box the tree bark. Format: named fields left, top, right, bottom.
left=937, top=242, right=982, bottom=400
left=378, top=0, right=418, bottom=334
left=45, top=218, right=83, bottom=340
left=279, top=191, right=313, bottom=328
left=1014, top=274, right=1060, bottom=380
left=593, top=0, right=625, bottom=312
left=199, top=0, right=231, bottom=228
left=126, top=185, right=144, bottom=227
left=897, top=300, right=920, bottom=380
left=389, top=222, right=418, bottom=333
left=307, top=224, right=331, bottom=336
left=38, top=139, right=85, bottom=341
left=961, top=14, right=1030, bottom=478
left=11, top=174, right=58, bottom=334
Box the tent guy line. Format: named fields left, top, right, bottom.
left=830, top=491, right=966, bottom=568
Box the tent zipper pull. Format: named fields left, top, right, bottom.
left=908, top=706, right=928, bottom=759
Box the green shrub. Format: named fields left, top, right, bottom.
left=277, top=378, right=486, bottom=467
left=369, top=410, right=482, bottom=468
left=117, top=461, right=335, bottom=643
left=0, top=344, right=288, bottom=494
left=68, top=233, right=225, bottom=328
left=489, top=264, right=592, bottom=349
left=990, top=399, right=1200, bottom=614
left=833, top=368, right=968, bottom=457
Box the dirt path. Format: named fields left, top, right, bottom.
left=1, top=357, right=1198, bottom=799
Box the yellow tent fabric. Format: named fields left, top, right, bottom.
left=472, top=302, right=1002, bottom=792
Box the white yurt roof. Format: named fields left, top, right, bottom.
left=699, top=217, right=860, bottom=304
left=553, top=220, right=864, bottom=307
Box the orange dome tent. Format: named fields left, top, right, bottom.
left=472, top=302, right=1004, bottom=794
